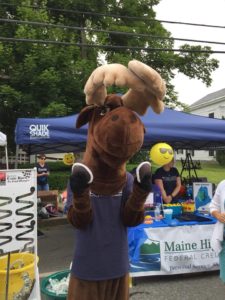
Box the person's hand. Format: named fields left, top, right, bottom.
left=164, top=195, right=172, bottom=203
left=136, top=162, right=152, bottom=192
left=70, top=163, right=93, bottom=195
left=216, top=212, right=225, bottom=223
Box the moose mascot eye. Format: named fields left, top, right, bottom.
left=67, top=60, right=166, bottom=300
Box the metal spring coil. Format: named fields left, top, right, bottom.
left=0, top=196, right=13, bottom=254
left=15, top=187, right=36, bottom=252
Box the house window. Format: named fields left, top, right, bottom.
left=208, top=112, right=214, bottom=118
left=209, top=150, right=214, bottom=156
left=186, top=150, right=194, bottom=156
left=176, top=149, right=184, bottom=154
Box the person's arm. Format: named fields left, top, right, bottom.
left=122, top=180, right=150, bottom=226
left=155, top=178, right=171, bottom=203
left=37, top=172, right=49, bottom=177
left=45, top=164, right=50, bottom=176
left=210, top=182, right=225, bottom=223
left=36, top=164, right=50, bottom=177
left=165, top=168, right=181, bottom=202
left=154, top=168, right=173, bottom=204
left=122, top=164, right=152, bottom=227
left=170, top=176, right=181, bottom=199
left=211, top=210, right=225, bottom=223
left=67, top=163, right=93, bottom=229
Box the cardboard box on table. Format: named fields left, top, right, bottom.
left=37, top=189, right=59, bottom=209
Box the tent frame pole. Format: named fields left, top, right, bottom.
left=5, top=145, right=9, bottom=169
left=15, top=145, right=19, bottom=169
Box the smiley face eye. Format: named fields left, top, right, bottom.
left=160, top=148, right=173, bottom=155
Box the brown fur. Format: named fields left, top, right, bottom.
left=67, top=274, right=129, bottom=300
left=76, top=94, right=145, bottom=195
left=84, top=60, right=166, bottom=115
left=67, top=94, right=148, bottom=229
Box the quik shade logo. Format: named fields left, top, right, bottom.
left=29, top=124, right=50, bottom=139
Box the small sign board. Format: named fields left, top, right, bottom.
left=193, top=182, right=212, bottom=213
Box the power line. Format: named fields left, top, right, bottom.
left=0, top=2, right=225, bottom=29
left=1, top=18, right=225, bottom=47
left=1, top=36, right=225, bottom=54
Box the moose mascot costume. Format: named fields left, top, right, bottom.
left=67, top=60, right=166, bottom=300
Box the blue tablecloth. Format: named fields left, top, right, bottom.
left=128, top=213, right=216, bottom=263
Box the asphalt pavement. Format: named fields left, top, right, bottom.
left=38, top=221, right=225, bottom=300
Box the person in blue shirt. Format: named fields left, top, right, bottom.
left=154, top=158, right=181, bottom=204
left=36, top=154, right=50, bottom=191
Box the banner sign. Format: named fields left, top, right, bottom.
left=0, top=168, right=40, bottom=300
left=0, top=169, right=37, bottom=253
left=130, top=224, right=219, bottom=277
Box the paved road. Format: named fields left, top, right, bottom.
left=38, top=223, right=225, bottom=300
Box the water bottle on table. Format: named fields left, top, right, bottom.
left=154, top=204, right=161, bottom=221
left=154, top=187, right=162, bottom=205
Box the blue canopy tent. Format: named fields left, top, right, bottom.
left=141, top=108, right=225, bottom=150
left=15, top=114, right=87, bottom=155
left=15, top=107, right=225, bottom=155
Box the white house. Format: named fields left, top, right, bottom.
left=176, top=88, right=225, bottom=161
left=189, top=88, right=225, bottom=118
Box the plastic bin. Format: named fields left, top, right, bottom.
left=41, top=269, right=70, bottom=300
left=181, top=202, right=195, bottom=213
left=0, top=252, right=38, bottom=300
left=163, top=204, right=182, bottom=217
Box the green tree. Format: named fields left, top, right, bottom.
left=0, top=0, right=97, bottom=149
left=0, top=0, right=219, bottom=151
left=216, top=116, right=225, bottom=166
left=216, top=150, right=225, bottom=166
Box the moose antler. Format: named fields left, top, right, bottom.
left=84, top=60, right=166, bottom=115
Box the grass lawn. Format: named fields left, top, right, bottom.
left=127, top=161, right=225, bottom=185
left=176, top=161, right=225, bottom=185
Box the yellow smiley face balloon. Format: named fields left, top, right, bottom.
left=150, top=143, right=174, bottom=166
left=63, top=153, right=75, bottom=165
